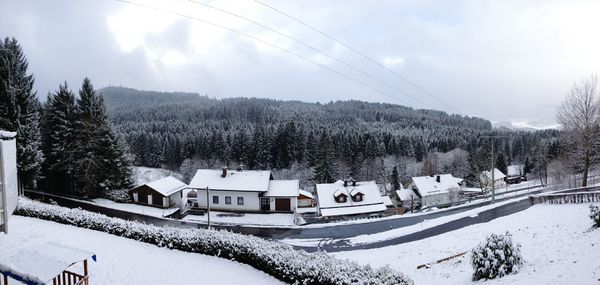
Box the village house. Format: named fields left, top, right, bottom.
left=316, top=180, right=387, bottom=218
left=395, top=187, right=421, bottom=211
left=480, top=168, right=507, bottom=188
left=506, top=164, right=526, bottom=184
left=129, top=176, right=187, bottom=208
left=406, top=174, right=463, bottom=208
left=187, top=168, right=305, bottom=213
left=298, top=189, right=317, bottom=208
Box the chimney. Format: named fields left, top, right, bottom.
left=436, top=175, right=441, bottom=183
left=221, top=167, right=228, bottom=178
left=343, top=180, right=348, bottom=187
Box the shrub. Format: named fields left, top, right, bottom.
left=16, top=199, right=412, bottom=285
left=590, top=204, right=600, bottom=227
left=102, top=189, right=132, bottom=203
left=471, top=232, right=522, bottom=281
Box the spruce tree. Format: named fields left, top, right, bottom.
left=314, top=130, right=337, bottom=183
left=390, top=166, right=401, bottom=191
left=0, top=37, right=43, bottom=188
left=40, top=83, right=77, bottom=194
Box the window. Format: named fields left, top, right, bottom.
left=335, top=195, right=347, bottom=203
left=237, top=197, right=244, bottom=205
left=225, top=196, right=231, bottom=205
left=352, top=194, right=363, bottom=202
left=212, top=195, right=219, bottom=204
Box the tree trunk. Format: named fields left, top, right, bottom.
left=582, top=155, right=590, bottom=187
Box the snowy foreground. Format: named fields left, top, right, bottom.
left=0, top=216, right=283, bottom=285
left=334, top=204, right=600, bottom=284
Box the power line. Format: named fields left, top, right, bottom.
left=115, top=0, right=410, bottom=106
left=188, top=0, right=433, bottom=108
left=253, top=0, right=460, bottom=113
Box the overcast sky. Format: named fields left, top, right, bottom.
left=2, top=0, right=600, bottom=127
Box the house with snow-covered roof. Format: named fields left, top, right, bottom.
left=187, top=168, right=301, bottom=212
left=407, top=174, right=463, bottom=208
left=316, top=180, right=386, bottom=218
left=129, top=176, right=187, bottom=208
left=480, top=168, right=507, bottom=188
left=395, top=188, right=420, bottom=210
left=506, top=164, right=526, bottom=184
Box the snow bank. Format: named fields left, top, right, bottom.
left=15, top=199, right=412, bottom=285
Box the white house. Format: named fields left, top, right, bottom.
left=395, top=188, right=420, bottom=210
left=0, top=130, right=17, bottom=234
left=407, top=174, right=463, bottom=208
left=316, top=180, right=387, bottom=218
left=480, top=168, right=507, bottom=188
left=129, top=176, right=187, bottom=209
left=187, top=168, right=300, bottom=213
left=506, top=164, right=525, bottom=184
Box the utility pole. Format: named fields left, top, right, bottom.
left=206, top=186, right=211, bottom=229
left=482, top=135, right=505, bottom=203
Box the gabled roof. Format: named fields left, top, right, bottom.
left=349, top=188, right=364, bottom=196
left=481, top=168, right=506, bottom=181
left=316, top=180, right=386, bottom=217
left=396, top=188, right=419, bottom=201
left=189, top=169, right=272, bottom=192
left=263, top=180, right=299, bottom=197
left=298, top=189, right=315, bottom=199
left=410, top=174, right=462, bottom=197
left=134, top=176, right=187, bottom=197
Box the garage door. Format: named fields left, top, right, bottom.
left=275, top=198, right=291, bottom=212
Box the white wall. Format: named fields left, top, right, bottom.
left=1, top=137, right=18, bottom=230
left=169, top=191, right=183, bottom=209
left=193, top=189, right=261, bottom=212
left=422, top=193, right=452, bottom=208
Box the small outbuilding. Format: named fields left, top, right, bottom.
left=129, top=176, right=187, bottom=208
left=297, top=190, right=316, bottom=208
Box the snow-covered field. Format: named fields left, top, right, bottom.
left=92, top=198, right=178, bottom=218
left=183, top=211, right=296, bottom=226
left=0, top=216, right=283, bottom=284
left=334, top=204, right=600, bottom=284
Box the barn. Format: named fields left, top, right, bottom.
left=129, top=176, right=187, bottom=208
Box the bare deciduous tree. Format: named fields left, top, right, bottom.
left=557, top=75, right=600, bottom=187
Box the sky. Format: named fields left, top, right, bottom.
left=2, top=0, right=600, bottom=127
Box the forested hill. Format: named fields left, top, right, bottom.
left=100, top=86, right=556, bottom=184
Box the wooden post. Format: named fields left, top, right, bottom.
left=84, top=259, right=88, bottom=276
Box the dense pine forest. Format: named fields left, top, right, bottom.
left=102, top=87, right=559, bottom=188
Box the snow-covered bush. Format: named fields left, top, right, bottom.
left=471, top=232, right=522, bottom=281
left=102, top=189, right=132, bottom=203
left=16, top=199, right=412, bottom=285
left=590, top=204, right=600, bottom=227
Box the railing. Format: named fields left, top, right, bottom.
left=52, top=270, right=87, bottom=285
left=534, top=191, right=600, bottom=204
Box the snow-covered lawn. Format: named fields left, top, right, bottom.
left=183, top=211, right=296, bottom=226
left=333, top=204, right=600, bottom=284
left=91, top=198, right=179, bottom=218
left=0, top=216, right=283, bottom=285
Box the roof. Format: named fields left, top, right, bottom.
left=263, top=180, right=299, bottom=197
left=134, top=176, right=187, bottom=196
left=316, top=180, right=386, bottom=217
left=381, top=195, right=393, bottom=206
left=0, top=130, right=16, bottom=139
left=507, top=164, right=524, bottom=177
left=410, top=174, right=462, bottom=197
left=188, top=169, right=272, bottom=192
left=481, top=168, right=506, bottom=181
left=0, top=242, right=96, bottom=284
left=298, top=189, right=315, bottom=199
left=396, top=188, right=419, bottom=201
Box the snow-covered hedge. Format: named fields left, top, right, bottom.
left=16, top=199, right=412, bottom=285
left=590, top=204, right=600, bottom=227
left=471, top=232, right=522, bottom=281
left=102, top=189, right=132, bottom=203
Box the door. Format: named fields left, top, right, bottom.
left=139, top=192, right=148, bottom=203
left=260, top=198, right=271, bottom=211
left=275, top=198, right=291, bottom=212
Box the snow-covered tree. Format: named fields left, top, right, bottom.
left=313, top=130, right=337, bottom=183
left=0, top=37, right=43, bottom=188
left=589, top=204, right=600, bottom=227
left=471, top=232, right=523, bottom=281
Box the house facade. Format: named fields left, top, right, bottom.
left=480, top=168, right=507, bottom=188
left=187, top=168, right=300, bottom=213
left=129, top=176, right=187, bottom=208
left=316, top=180, right=386, bottom=218
left=407, top=174, right=463, bottom=208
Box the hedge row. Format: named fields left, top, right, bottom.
left=16, top=199, right=412, bottom=285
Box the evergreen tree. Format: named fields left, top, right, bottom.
left=389, top=165, right=401, bottom=191
left=495, top=153, right=508, bottom=175
left=40, top=83, right=77, bottom=194
left=314, top=130, right=337, bottom=183
left=0, top=37, right=43, bottom=188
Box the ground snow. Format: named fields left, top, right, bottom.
left=334, top=204, right=600, bottom=284
left=0, top=216, right=283, bottom=285
left=183, top=211, right=296, bottom=226
left=91, top=198, right=178, bottom=218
